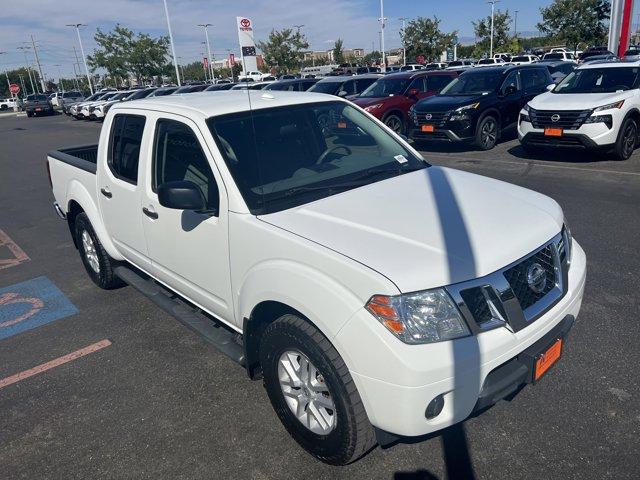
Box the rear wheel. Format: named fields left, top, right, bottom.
left=383, top=113, right=405, bottom=135
left=75, top=213, right=123, bottom=289
left=475, top=115, right=499, bottom=150
left=259, top=314, right=376, bottom=465
left=613, top=118, right=637, bottom=160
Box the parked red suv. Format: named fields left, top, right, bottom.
left=352, top=70, right=459, bottom=135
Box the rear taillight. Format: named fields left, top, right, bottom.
left=46, top=159, right=52, bottom=188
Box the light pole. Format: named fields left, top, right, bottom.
left=399, top=17, right=408, bottom=66
left=487, top=0, right=500, bottom=58
left=30, top=35, right=47, bottom=92
left=293, top=24, right=305, bottom=73
left=53, top=64, right=65, bottom=92
left=17, top=46, right=37, bottom=94
left=0, top=52, right=18, bottom=111
left=66, top=24, right=93, bottom=94
left=162, top=0, right=181, bottom=86
left=514, top=10, right=519, bottom=38
left=198, top=24, right=215, bottom=82
left=378, top=0, right=387, bottom=71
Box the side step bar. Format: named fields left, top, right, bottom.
left=114, top=266, right=245, bottom=367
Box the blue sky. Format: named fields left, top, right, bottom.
left=0, top=0, right=600, bottom=79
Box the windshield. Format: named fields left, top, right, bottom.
left=308, top=82, right=341, bottom=94
left=544, top=53, right=564, bottom=60
left=440, top=71, right=502, bottom=95
left=554, top=67, right=639, bottom=93
left=207, top=101, right=426, bottom=214
left=98, top=93, right=117, bottom=101
left=478, top=59, right=496, bottom=65
left=110, top=92, right=129, bottom=101
left=152, top=87, right=177, bottom=96
left=27, top=94, right=49, bottom=101
left=512, top=56, right=530, bottom=62
left=358, top=77, right=411, bottom=97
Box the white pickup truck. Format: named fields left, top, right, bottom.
left=47, top=91, right=586, bottom=465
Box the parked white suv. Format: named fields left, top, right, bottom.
left=238, top=70, right=263, bottom=82
left=47, top=91, right=586, bottom=464
left=519, top=62, right=640, bottom=159
left=542, top=51, right=576, bottom=63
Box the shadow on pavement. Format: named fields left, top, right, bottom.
left=507, top=144, right=613, bottom=163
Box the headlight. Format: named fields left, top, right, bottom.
left=584, top=114, right=612, bottom=128
left=365, top=289, right=471, bottom=344
left=449, top=102, right=479, bottom=121
left=523, top=103, right=531, bottom=113
left=364, top=103, right=384, bottom=112
left=593, top=100, right=624, bottom=112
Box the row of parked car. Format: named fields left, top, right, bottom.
left=57, top=54, right=640, bottom=160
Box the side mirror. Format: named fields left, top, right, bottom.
left=407, top=88, right=420, bottom=97
left=338, top=90, right=348, bottom=97
left=546, top=83, right=556, bottom=92
left=158, top=180, right=209, bottom=212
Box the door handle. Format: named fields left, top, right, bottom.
left=142, top=206, right=158, bottom=219
left=100, top=187, right=112, bottom=198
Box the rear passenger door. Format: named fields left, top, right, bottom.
left=499, top=70, right=524, bottom=128
left=97, top=113, right=152, bottom=270
left=140, top=115, right=234, bottom=324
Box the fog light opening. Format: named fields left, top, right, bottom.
left=425, top=394, right=445, bottom=420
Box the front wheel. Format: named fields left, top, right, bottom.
left=383, top=113, right=405, bottom=135
left=613, top=117, right=637, bottom=160
left=475, top=115, right=499, bottom=150
left=259, top=314, right=376, bottom=465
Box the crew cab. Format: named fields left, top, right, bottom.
left=352, top=70, right=458, bottom=134
left=47, top=91, right=586, bottom=465
left=519, top=61, right=640, bottom=159
left=410, top=65, right=554, bottom=150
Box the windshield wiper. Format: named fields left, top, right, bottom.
left=283, top=164, right=426, bottom=197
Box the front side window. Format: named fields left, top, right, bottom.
left=309, top=82, right=341, bottom=95
left=441, top=71, right=503, bottom=95
left=108, top=114, right=145, bottom=184
left=207, top=101, right=426, bottom=214
left=359, top=78, right=412, bottom=97
left=153, top=119, right=218, bottom=211
left=407, top=77, right=427, bottom=92
left=500, top=71, right=520, bottom=93
left=554, top=67, right=640, bottom=93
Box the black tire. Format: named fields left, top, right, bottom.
left=383, top=113, right=405, bottom=135
left=475, top=115, right=499, bottom=150
left=613, top=117, right=637, bottom=160
left=26, top=111, right=33, bottom=118
left=74, top=213, right=123, bottom=289
left=259, top=314, right=376, bottom=465
left=0, top=104, right=7, bottom=111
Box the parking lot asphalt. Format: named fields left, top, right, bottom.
left=1, top=113, right=639, bottom=480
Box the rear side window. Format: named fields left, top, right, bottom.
left=152, top=119, right=219, bottom=211
left=408, top=77, right=427, bottom=91
left=427, top=75, right=455, bottom=92
left=354, top=78, right=376, bottom=93
left=108, top=114, right=146, bottom=184
left=521, top=69, right=549, bottom=91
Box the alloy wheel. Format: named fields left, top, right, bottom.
left=278, top=350, right=336, bottom=435
left=481, top=118, right=497, bottom=148
left=81, top=230, right=100, bottom=274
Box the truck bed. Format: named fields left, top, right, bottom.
left=47, top=145, right=98, bottom=174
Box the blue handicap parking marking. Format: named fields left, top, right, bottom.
left=0, top=276, right=78, bottom=340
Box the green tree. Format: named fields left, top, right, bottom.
left=401, top=17, right=457, bottom=63
left=333, top=38, right=345, bottom=64
left=257, top=28, right=309, bottom=73
left=363, top=50, right=382, bottom=65
left=88, top=25, right=169, bottom=83
left=537, top=0, right=610, bottom=52
left=472, top=9, right=513, bottom=58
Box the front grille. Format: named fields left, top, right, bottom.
left=503, top=245, right=556, bottom=310
left=529, top=108, right=592, bottom=130
left=460, top=287, right=492, bottom=325
left=415, top=112, right=448, bottom=127
left=446, top=233, right=567, bottom=333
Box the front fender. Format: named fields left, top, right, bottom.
left=66, top=179, right=123, bottom=261
left=237, top=259, right=366, bottom=339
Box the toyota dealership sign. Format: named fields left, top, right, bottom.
left=236, top=16, right=257, bottom=73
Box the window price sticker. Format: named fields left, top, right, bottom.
left=394, top=155, right=408, bottom=164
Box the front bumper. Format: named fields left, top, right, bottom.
left=335, top=240, right=586, bottom=438
left=518, top=118, right=617, bottom=148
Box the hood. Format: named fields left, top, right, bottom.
left=415, top=94, right=486, bottom=112
left=530, top=90, right=634, bottom=110
left=352, top=96, right=388, bottom=107
left=260, top=167, right=563, bottom=293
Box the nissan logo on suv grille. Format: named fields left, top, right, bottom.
left=551, top=114, right=561, bottom=123
left=425, top=113, right=432, bottom=120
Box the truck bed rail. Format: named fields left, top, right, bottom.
left=48, top=144, right=98, bottom=174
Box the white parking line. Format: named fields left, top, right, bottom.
left=423, top=153, right=640, bottom=177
